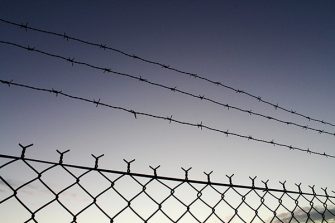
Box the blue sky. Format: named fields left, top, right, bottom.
left=1, top=0, right=335, bottom=198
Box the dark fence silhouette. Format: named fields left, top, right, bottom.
left=0, top=144, right=334, bottom=223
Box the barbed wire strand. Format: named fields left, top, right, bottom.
left=1, top=153, right=334, bottom=198
left=1, top=40, right=334, bottom=138
left=0, top=79, right=334, bottom=159
left=1, top=18, right=334, bottom=128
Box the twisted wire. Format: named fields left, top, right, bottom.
left=0, top=150, right=334, bottom=223
left=1, top=18, right=334, bottom=128
left=1, top=79, right=334, bottom=159
left=0, top=153, right=334, bottom=198
left=1, top=40, right=334, bottom=138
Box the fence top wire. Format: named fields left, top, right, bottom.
left=1, top=40, right=334, bottom=139
left=1, top=145, right=335, bottom=223
left=1, top=17, right=334, bottom=129
left=1, top=149, right=334, bottom=198
left=0, top=79, right=334, bottom=159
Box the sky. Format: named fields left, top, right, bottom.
left=0, top=0, right=335, bottom=222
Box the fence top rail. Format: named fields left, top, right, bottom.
left=1, top=153, right=333, bottom=199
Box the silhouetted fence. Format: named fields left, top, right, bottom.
left=0, top=144, right=334, bottom=223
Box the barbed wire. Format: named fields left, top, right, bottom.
left=1, top=40, right=334, bottom=139
left=1, top=79, right=334, bottom=159
left=1, top=18, right=334, bottom=128
left=0, top=145, right=334, bottom=223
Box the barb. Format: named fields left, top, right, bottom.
left=181, top=167, right=192, bottom=180
left=1, top=18, right=334, bottom=128
left=226, top=174, right=234, bottom=185
left=262, top=179, right=269, bottom=191
left=0, top=152, right=334, bottom=223
left=149, top=165, right=160, bottom=177
left=204, top=171, right=213, bottom=183
left=1, top=40, right=334, bottom=138
left=56, top=149, right=70, bottom=164
left=2, top=152, right=332, bottom=197
left=18, top=143, right=33, bottom=158
left=1, top=79, right=334, bottom=159
left=91, top=154, right=104, bottom=169
left=123, top=159, right=135, bottom=173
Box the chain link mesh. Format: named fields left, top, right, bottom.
left=0, top=150, right=334, bottom=223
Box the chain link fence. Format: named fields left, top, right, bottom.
left=0, top=145, right=334, bottom=223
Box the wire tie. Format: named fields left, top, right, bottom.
left=199, top=95, right=205, bottom=100
left=91, top=154, right=104, bottom=169
left=257, top=96, right=262, bottom=102
left=19, top=143, right=34, bottom=159
left=132, top=54, right=139, bottom=59
left=56, top=149, right=70, bottom=164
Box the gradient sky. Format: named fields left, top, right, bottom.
left=1, top=0, right=335, bottom=201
